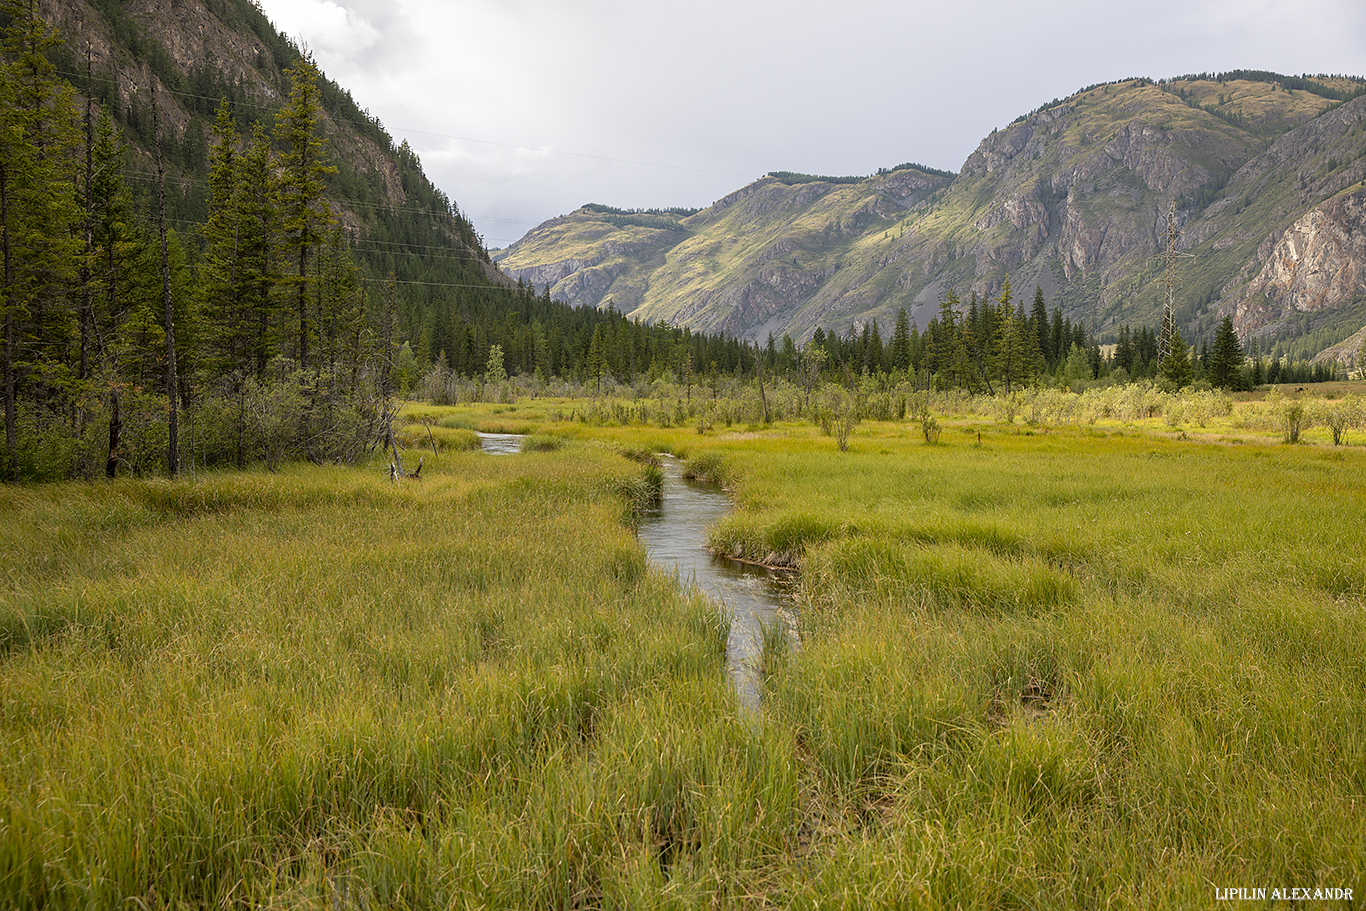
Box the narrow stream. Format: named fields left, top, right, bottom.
left=476, top=432, right=524, bottom=454
left=476, top=434, right=795, bottom=712
left=635, top=457, right=796, bottom=714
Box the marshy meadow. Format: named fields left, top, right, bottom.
left=2, top=384, right=1364, bottom=908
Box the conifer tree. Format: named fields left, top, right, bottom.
left=1049, top=307, right=1066, bottom=374
left=153, top=84, right=178, bottom=476
left=1030, top=286, right=1052, bottom=368
left=992, top=309, right=1035, bottom=394
left=586, top=323, right=606, bottom=393
left=236, top=124, right=279, bottom=376
left=275, top=59, right=336, bottom=373
left=202, top=100, right=246, bottom=376
left=890, top=306, right=912, bottom=373
left=1160, top=328, right=1193, bottom=388
left=1207, top=315, right=1245, bottom=389
left=0, top=0, right=82, bottom=478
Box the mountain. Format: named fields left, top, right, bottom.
left=35, top=0, right=508, bottom=293
left=497, top=73, right=1366, bottom=365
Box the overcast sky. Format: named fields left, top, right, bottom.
left=256, top=0, right=1366, bottom=250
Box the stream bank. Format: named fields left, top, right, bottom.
left=476, top=434, right=797, bottom=713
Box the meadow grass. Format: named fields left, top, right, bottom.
left=0, top=440, right=810, bottom=907
left=3, top=393, right=1364, bottom=907
left=684, top=415, right=1366, bottom=906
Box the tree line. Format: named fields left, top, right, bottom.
left=758, top=283, right=1339, bottom=396
left=0, top=0, right=760, bottom=480
left=2, top=1, right=1342, bottom=483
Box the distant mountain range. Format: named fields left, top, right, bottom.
left=497, top=73, right=1366, bottom=365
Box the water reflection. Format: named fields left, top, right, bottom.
left=477, top=432, right=524, bottom=454
left=636, top=457, right=796, bottom=714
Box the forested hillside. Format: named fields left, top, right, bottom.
left=0, top=0, right=752, bottom=480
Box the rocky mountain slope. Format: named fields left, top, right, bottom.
left=498, top=74, right=1366, bottom=364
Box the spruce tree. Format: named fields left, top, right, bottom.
left=275, top=59, right=336, bottom=374
left=1031, top=286, right=1052, bottom=368
left=586, top=324, right=606, bottom=393
left=202, top=101, right=245, bottom=375
left=890, top=306, right=912, bottom=373
left=0, top=0, right=82, bottom=478
left=1207, top=315, right=1245, bottom=389
left=992, top=310, right=1035, bottom=394
left=1160, top=329, right=1194, bottom=388
left=236, top=124, right=279, bottom=376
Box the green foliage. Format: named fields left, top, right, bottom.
left=580, top=202, right=701, bottom=227
left=1280, top=397, right=1308, bottom=443
left=877, top=161, right=957, bottom=179
left=0, top=0, right=84, bottom=479
left=1207, top=315, right=1245, bottom=389
left=766, top=171, right=867, bottom=186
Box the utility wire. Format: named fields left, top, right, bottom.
left=59, top=68, right=754, bottom=179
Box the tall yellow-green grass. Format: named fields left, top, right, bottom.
left=3, top=397, right=1364, bottom=908
left=699, top=415, right=1366, bottom=907
left=0, top=437, right=801, bottom=907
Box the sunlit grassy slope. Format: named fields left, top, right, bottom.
left=3, top=394, right=1364, bottom=907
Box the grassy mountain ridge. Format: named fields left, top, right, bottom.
left=499, top=74, right=1366, bottom=363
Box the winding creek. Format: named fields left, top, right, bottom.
left=478, top=434, right=795, bottom=712
left=636, top=457, right=796, bottom=714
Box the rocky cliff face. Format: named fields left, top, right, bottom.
left=1236, top=189, right=1366, bottom=324
left=498, top=75, right=1366, bottom=361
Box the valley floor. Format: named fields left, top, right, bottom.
left=2, top=389, right=1363, bottom=908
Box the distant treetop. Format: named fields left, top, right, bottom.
left=878, top=162, right=956, bottom=180
left=1009, top=70, right=1366, bottom=125
left=581, top=203, right=701, bottom=217
left=767, top=162, right=955, bottom=186
left=767, top=171, right=867, bottom=186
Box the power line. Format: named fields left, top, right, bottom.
left=58, top=67, right=754, bottom=180
left=388, top=125, right=753, bottom=179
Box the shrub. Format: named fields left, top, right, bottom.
left=1281, top=399, right=1308, bottom=444
left=921, top=413, right=941, bottom=444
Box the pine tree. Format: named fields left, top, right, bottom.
left=0, top=0, right=82, bottom=478
left=1160, top=329, right=1193, bottom=388
left=586, top=323, right=606, bottom=393
left=1030, top=286, right=1052, bottom=368
left=275, top=59, right=336, bottom=373
left=890, top=306, right=912, bottom=373
left=236, top=124, right=279, bottom=376
left=992, top=310, right=1035, bottom=394
left=201, top=100, right=255, bottom=377
left=1049, top=307, right=1066, bottom=374
left=1114, top=326, right=1135, bottom=374
left=88, top=113, right=146, bottom=362
left=1207, top=315, right=1245, bottom=389
left=152, top=84, right=179, bottom=476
